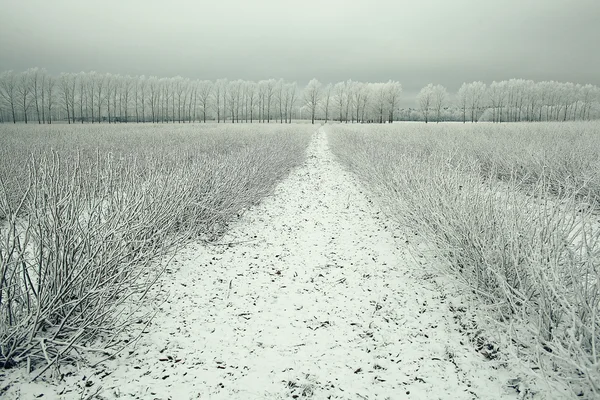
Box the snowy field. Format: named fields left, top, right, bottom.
left=1, top=123, right=598, bottom=399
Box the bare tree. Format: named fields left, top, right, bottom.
left=78, top=72, right=87, bottom=123
left=228, top=80, right=242, bottom=123
left=561, top=82, right=575, bottom=121
left=105, top=74, right=114, bottom=123
left=580, top=84, right=598, bottom=120
left=198, top=80, right=213, bottom=122
left=523, top=80, right=538, bottom=121
left=386, top=80, right=402, bottom=123
left=111, top=74, right=122, bottom=123
left=122, top=75, right=132, bottom=123
left=246, top=81, right=256, bottom=123
left=373, top=83, right=387, bottom=123
left=133, top=75, right=142, bottom=122
left=147, top=76, right=160, bottom=123
left=488, top=81, right=507, bottom=123
left=265, top=79, right=276, bottom=123
left=284, top=82, right=297, bottom=123
left=45, top=74, right=55, bottom=124
left=417, top=84, right=434, bottom=123
left=0, top=70, right=18, bottom=123
left=59, top=73, right=75, bottom=124
left=352, top=83, right=365, bottom=123
left=360, top=84, right=371, bottom=122
left=304, top=79, right=321, bottom=124
left=86, top=72, right=96, bottom=123
left=17, top=70, right=34, bottom=123
left=344, top=80, right=353, bottom=123
left=257, top=80, right=266, bottom=122
left=321, top=83, right=333, bottom=123
left=469, top=81, right=487, bottom=122
left=172, top=76, right=183, bottom=123
left=432, top=84, right=448, bottom=123
left=189, top=81, right=198, bottom=122
left=273, top=79, right=284, bottom=123
left=39, top=70, right=47, bottom=123
left=94, top=73, right=106, bottom=123
left=213, top=79, right=222, bottom=122
left=456, top=83, right=469, bottom=123
left=221, top=79, right=228, bottom=122
left=30, top=68, right=44, bottom=124
left=334, top=81, right=346, bottom=122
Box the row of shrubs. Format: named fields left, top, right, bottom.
left=328, top=122, right=600, bottom=397
left=0, top=124, right=313, bottom=375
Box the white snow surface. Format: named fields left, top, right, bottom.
left=3, top=127, right=527, bottom=399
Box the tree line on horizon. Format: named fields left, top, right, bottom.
left=0, top=68, right=598, bottom=124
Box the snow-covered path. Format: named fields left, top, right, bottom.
left=6, top=127, right=518, bottom=399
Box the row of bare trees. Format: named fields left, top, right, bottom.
left=419, top=79, right=600, bottom=123
left=1, top=68, right=598, bottom=124
left=0, top=69, right=300, bottom=124
left=303, top=79, right=403, bottom=124
left=0, top=69, right=404, bottom=125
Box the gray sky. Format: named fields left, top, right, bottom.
left=1, top=0, right=599, bottom=104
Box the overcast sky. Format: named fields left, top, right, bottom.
left=1, top=0, right=599, bottom=104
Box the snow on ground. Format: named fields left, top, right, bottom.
left=3, top=127, right=527, bottom=399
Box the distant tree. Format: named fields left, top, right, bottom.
left=522, top=80, right=537, bottom=121
left=561, top=82, right=575, bottom=121
left=30, top=68, right=44, bottom=124
left=213, top=79, right=225, bottom=123
left=228, top=80, right=242, bottom=123
left=245, top=81, right=256, bottom=123
left=78, top=71, right=87, bottom=123
left=234, top=80, right=242, bottom=122
left=275, top=79, right=285, bottom=123
left=373, top=83, right=387, bottom=123
left=417, top=84, right=434, bottom=123
left=122, top=75, right=132, bottom=123
left=59, top=73, right=75, bottom=123
left=189, top=80, right=198, bottom=122
left=17, top=70, right=34, bottom=123
left=172, top=76, right=184, bottom=123
left=197, top=80, right=212, bottom=122
left=456, top=83, right=469, bottom=123
left=344, top=80, right=353, bottom=123
left=147, top=76, right=161, bottom=123
left=105, top=74, right=114, bottom=123
left=432, top=84, right=448, bottom=123
left=285, top=82, right=297, bottom=123
left=221, top=79, right=228, bottom=122
left=111, top=74, right=121, bottom=122
left=94, top=73, right=106, bottom=123
left=304, top=79, right=322, bottom=124
left=85, top=72, right=95, bottom=123
left=45, top=74, right=56, bottom=124
left=385, top=80, right=402, bottom=123
left=580, top=84, right=598, bottom=120
left=39, top=69, right=48, bottom=123
left=468, top=81, right=487, bottom=122
left=352, top=82, right=369, bottom=123
left=322, top=83, right=333, bottom=123
left=264, top=79, right=276, bottom=123
left=257, top=80, right=267, bottom=122
left=334, top=81, right=346, bottom=122
left=359, top=84, right=371, bottom=122
left=488, top=81, right=507, bottom=123
left=0, top=70, right=18, bottom=123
